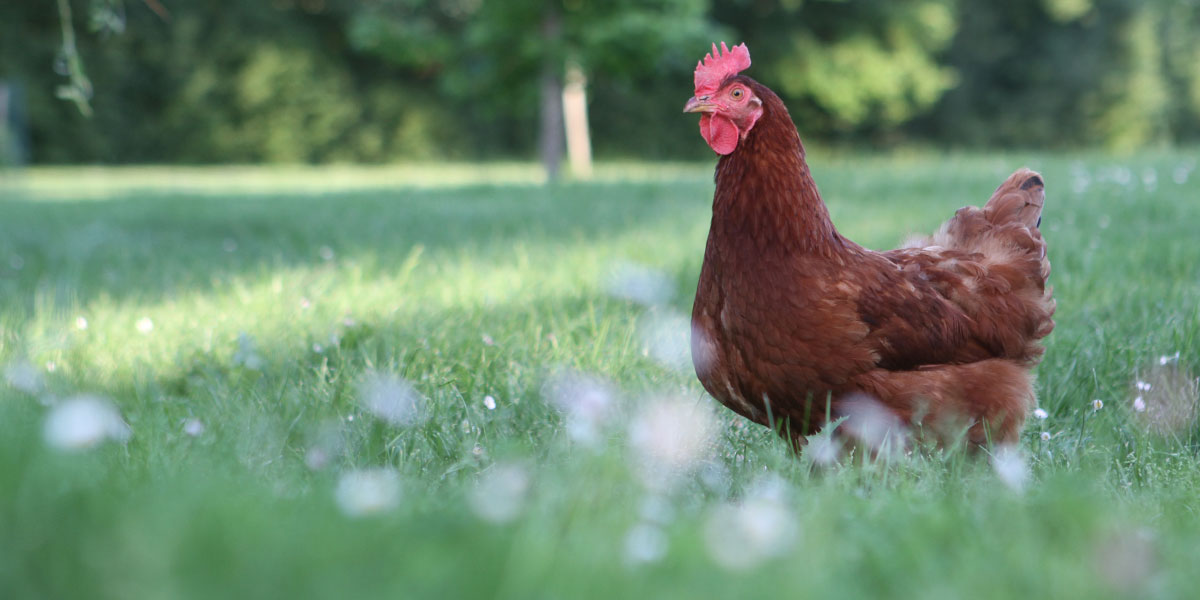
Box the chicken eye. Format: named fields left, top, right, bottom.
left=731, top=88, right=744, bottom=100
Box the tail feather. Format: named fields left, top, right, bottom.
left=891, top=168, right=1055, bottom=366
left=839, top=359, right=1036, bottom=447
left=985, top=168, right=1044, bottom=229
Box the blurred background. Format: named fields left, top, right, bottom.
left=2, top=0, right=1199, bottom=171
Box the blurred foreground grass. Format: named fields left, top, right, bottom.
left=1, top=154, right=1199, bottom=599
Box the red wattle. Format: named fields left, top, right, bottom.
left=699, top=114, right=739, bottom=155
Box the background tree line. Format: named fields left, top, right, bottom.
left=2, top=0, right=1198, bottom=165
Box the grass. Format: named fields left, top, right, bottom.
left=1, top=151, right=1198, bottom=599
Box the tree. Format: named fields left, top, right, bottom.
left=347, top=0, right=717, bottom=179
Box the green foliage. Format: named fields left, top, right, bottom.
left=4, top=0, right=1200, bottom=162
left=923, top=0, right=1190, bottom=149
left=1, top=156, right=1199, bottom=596
left=719, top=0, right=959, bottom=137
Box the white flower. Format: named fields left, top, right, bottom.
left=135, top=317, right=154, bottom=334
left=1159, top=352, right=1180, bottom=366
left=183, top=418, right=205, bottom=437
left=358, top=372, right=425, bottom=427
left=4, top=360, right=43, bottom=395
left=991, top=445, right=1030, bottom=494
left=335, top=468, right=401, bottom=517
left=468, top=463, right=531, bottom=524
left=1033, top=408, right=1049, bottom=420
left=1136, top=381, right=1151, bottom=392
left=806, top=434, right=841, bottom=466
left=543, top=370, right=616, bottom=446
left=1133, top=396, right=1146, bottom=413
left=1040, top=431, right=1051, bottom=441
left=306, top=447, right=331, bottom=471
left=75, top=316, right=89, bottom=330
left=1092, top=399, right=1104, bottom=411
left=703, top=477, right=798, bottom=570
left=628, top=397, right=715, bottom=490
left=43, top=395, right=131, bottom=451
left=483, top=395, right=497, bottom=410
left=624, top=522, right=668, bottom=565
left=840, top=395, right=908, bottom=456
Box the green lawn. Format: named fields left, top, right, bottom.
left=1, top=153, right=1198, bottom=599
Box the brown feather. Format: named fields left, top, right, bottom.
left=691, top=77, right=1054, bottom=451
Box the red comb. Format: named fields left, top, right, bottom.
left=693, top=42, right=751, bottom=96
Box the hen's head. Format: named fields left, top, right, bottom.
left=684, top=42, right=763, bottom=155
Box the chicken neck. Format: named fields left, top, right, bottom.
left=710, top=82, right=842, bottom=257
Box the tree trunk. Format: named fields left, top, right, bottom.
left=539, top=9, right=563, bottom=182
left=562, top=62, right=592, bottom=180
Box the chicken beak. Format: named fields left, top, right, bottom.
left=683, top=96, right=716, bottom=113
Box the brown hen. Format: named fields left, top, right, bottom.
left=685, top=44, right=1055, bottom=450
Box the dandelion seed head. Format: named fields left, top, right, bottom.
left=182, top=418, right=205, bottom=437
left=623, top=522, right=668, bottom=565
left=807, top=434, right=841, bottom=466
left=703, top=477, right=798, bottom=570
left=305, top=447, right=331, bottom=470
left=1133, top=396, right=1146, bottom=413
left=544, top=370, right=616, bottom=446
left=358, top=372, right=426, bottom=426
left=1141, top=168, right=1157, bottom=191
left=1133, top=363, right=1198, bottom=435
left=43, top=395, right=131, bottom=451
left=468, top=462, right=531, bottom=524
left=318, top=245, right=335, bottom=261
left=334, top=468, right=401, bottom=517
left=628, top=397, right=715, bottom=490
left=135, top=317, right=154, bottom=334
left=1033, top=408, right=1049, bottom=420
left=698, top=461, right=731, bottom=495
left=991, top=445, right=1029, bottom=494
left=4, top=360, right=44, bottom=395
left=840, top=394, right=908, bottom=456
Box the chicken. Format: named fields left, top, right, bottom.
left=685, top=43, right=1055, bottom=451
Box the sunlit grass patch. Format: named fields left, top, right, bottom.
left=2, top=153, right=1199, bottom=598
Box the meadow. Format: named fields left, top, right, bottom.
left=1, top=152, right=1198, bottom=599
